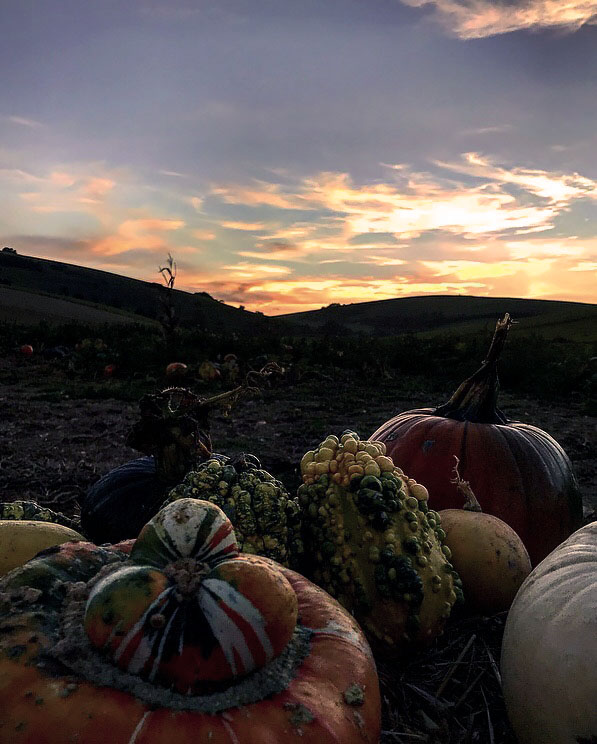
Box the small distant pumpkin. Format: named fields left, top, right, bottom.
left=437, top=458, right=532, bottom=615
left=103, top=363, right=117, bottom=378
left=198, top=360, right=220, bottom=381
left=165, top=362, right=188, bottom=378
left=20, top=344, right=33, bottom=356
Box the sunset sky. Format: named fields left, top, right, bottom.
left=2, top=1, right=597, bottom=314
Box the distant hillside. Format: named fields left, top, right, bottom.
left=277, top=295, right=597, bottom=342
left=0, top=286, right=158, bottom=327
left=0, top=250, right=277, bottom=333
left=2, top=250, right=595, bottom=341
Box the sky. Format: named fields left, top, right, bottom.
left=1, top=0, right=597, bottom=314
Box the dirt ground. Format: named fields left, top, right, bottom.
left=1, top=365, right=595, bottom=521
left=1, top=362, right=595, bottom=743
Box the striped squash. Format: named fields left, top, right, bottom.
left=84, top=499, right=298, bottom=691
left=0, top=500, right=381, bottom=743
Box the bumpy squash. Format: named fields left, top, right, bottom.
left=371, top=315, right=583, bottom=565
left=298, top=431, right=462, bottom=653
left=0, top=499, right=381, bottom=744
left=501, top=521, right=597, bottom=744
left=165, top=454, right=303, bottom=568
left=0, top=500, right=81, bottom=533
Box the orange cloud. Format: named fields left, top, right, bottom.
left=49, top=171, right=77, bottom=187
left=4, top=165, right=119, bottom=218
left=401, top=0, right=597, bottom=38
left=90, top=218, right=185, bottom=256
left=211, top=165, right=560, bottom=244
left=212, top=180, right=314, bottom=210
left=221, top=262, right=292, bottom=278
left=421, top=258, right=554, bottom=281
left=505, top=237, right=590, bottom=259
left=83, top=177, right=116, bottom=201
left=221, top=220, right=269, bottom=231
left=192, top=229, right=216, bottom=240
left=363, top=255, right=408, bottom=266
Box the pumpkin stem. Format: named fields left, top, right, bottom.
left=433, top=313, right=514, bottom=424
left=450, top=456, right=483, bottom=512
left=127, top=363, right=284, bottom=484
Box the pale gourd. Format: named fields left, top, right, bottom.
left=500, top=521, right=597, bottom=744
left=0, top=520, right=84, bottom=576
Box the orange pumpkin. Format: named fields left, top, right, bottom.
left=198, top=360, right=221, bottom=381
left=165, top=362, right=188, bottom=378
left=371, top=315, right=583, bottom=566
left=0, top=499, right=381, bottom=743
left=437, top=458, right=532, bottom=615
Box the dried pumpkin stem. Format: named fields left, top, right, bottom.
left=434, top=314, right=514, bottom=425
left=450, top=456, right=483, bottom=512
left=127, top=363, right=284, bottom=484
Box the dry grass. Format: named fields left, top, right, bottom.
left=378, top=610, right=515, bottom=743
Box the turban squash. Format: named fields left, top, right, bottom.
left=0, top=499, right=380, bottom=744
left=370, top=314, right=583, bottom=565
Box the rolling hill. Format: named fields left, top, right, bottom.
left=277, top=295, right=597, bottom=342
left=0, top=250, right=277, bottom=334
left=1, top=249, right=595, bottom=341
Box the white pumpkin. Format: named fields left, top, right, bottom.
left=500, top=521, right=597, bottom=744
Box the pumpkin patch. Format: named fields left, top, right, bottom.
left=1, top=301, right=594, bottom=744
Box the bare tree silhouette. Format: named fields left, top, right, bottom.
left=157, top=253, right=179, bottom=356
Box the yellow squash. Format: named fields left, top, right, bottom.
left=0, top=520, right=84, bottom=576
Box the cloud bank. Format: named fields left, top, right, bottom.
left=401, top=0, right=597, bottom=38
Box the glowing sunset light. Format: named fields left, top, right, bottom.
left=91, top=218, right=185, bottom=256
left=421, top=259, right=554, bottom=281
left=222, top=262, right=292, bottom=277
left=401, top=0, right=597, bottom=38
left=506, top=239, right=588, bottom=259
left=1, top=0, right=595, bottom=314
left=220, top=221, right=270, bottom=231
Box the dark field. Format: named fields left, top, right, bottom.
left=1, top=358, right=595, bottom=520
left=1, top=350, right=595, bottom=744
